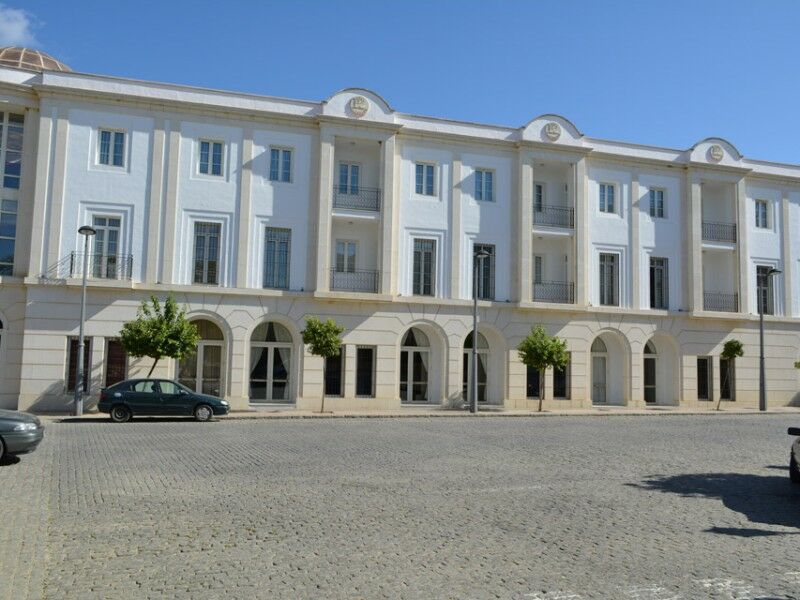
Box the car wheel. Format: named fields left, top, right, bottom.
left=194, top=404, right=213, bottom=422
left=791, top=454, right=800, bottom=484
left=110, top=405, right=132, bottom=423
left=0, top=437, right=5, bottom=462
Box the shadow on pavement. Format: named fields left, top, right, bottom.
left=0, top=454, right=21, bottom=467
left=629, top=472, right=800, bottom=537
left=57, top=417, right=221, bottom=424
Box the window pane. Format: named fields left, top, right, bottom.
left=356, top=347, right=374, bottom=397
left=99, top=130, right=111, bottom=165
left=113, top=132, right=125, bottom=166
left=199, top=141, right=210, bottom=173
left=269, top=148, right=280, bottom=181
left=415, top=163, right=423, bottom=194
left=475, top=170, right=482, bottom=200
left=426, top=165, right=434, bottom=195
left=211, top=143, right=223, bottom=176
left=281, top=149, right=291, bottom=182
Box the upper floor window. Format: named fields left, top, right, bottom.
left=1, top=113, right=24, bottom=189
left=534, top=182, right=545, bottom=212
left=599, top=183, right=615, bottom=213
left=649, top=189, right=665, bottom=218
left=91, top=216, right=122, bottom=279
left=473, top=243, right=495, bottom=301
left=338, top=162, right=360, bottom=194
left=264, top=227, right=291, bottom=289
left=649, top=257, right=668, bottom=309
left=415, top=163, right=435, bottom=196
left=193, top=222, right=221, bottom=285
left=0, top=198, right=16, bottom=275
left=599, top=252, right=619, bottom=306
left=412, top=238, right=436, bottom=296
left=474, top=169, right=494, bottom=202
left=98, top=129, right=125, bottom=167
left=756, top=265, right=775, bottom=315
left=335, top=240, right=357, bottom=273
left=755, top=199, right=769, bottom=229
left=199, top=140, right=223, bottom=176
left=269, top=148, right=292, bottom=182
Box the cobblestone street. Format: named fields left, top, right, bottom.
left=1, top=414, right=799, bottom=599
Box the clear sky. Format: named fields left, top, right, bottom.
left=10, top=0, right=800, bottom=163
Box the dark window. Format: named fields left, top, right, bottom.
left=649, top=257, right=668, bottom=309
left=554, top=354, right=570, bottom=399
left=325, top=348, right=344, bottom=397
left=413, top=239, right=436, bottom=296
left=193, top=222, right=220, bottom=284
left=697, top=357, right=711, bottom=400
left=473, top=244, right=495, bottom=300
left=264, top=227, right=290, bottom=289
left=67, top=337, right=91, bottom=392
left=526, top=366, right=540, bottom=398
left=756, top=265, right=774, bottom=315
left=355, top=346, right=375, bottom=397
left=105, top=339, right=127, bottom=388
left=599, top=253, right=618, bottom=306
left=720, top=358, right=735, bottom=400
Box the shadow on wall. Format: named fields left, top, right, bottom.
left=628, top=472, right=800, bottom=537
left=23, top=380, right=100, bottom=413
left=788, top=391, right=800, bottom=407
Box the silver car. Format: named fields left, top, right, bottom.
left=789, top=428, right=800, bottom=483
left=0, top=409, right=44, bottom=462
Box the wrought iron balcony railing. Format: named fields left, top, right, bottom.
left=44, top=252, right=133, bottom=281
left=702, top=221, right=737, bottom=243
left=703, top=291, right=738, bottom=312
left=533, top=205, right=574, bottom=228
left=330, top=269, right=380, bottom=293
left=533, top=281, right=575, bottom=304
left=332, top=186, right=381, bottom=212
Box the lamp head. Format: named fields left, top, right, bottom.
left=474, top=249, right=492, bottom=259
left=78, top=225, right=96, bottom=237
left=768, top=268, right=782, bottom=276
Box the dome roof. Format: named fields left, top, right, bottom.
left=0, top=47, right=71, bottom=72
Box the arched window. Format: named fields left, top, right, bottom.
left=644, top=340, right=657, bottom=354
left=463, top=331, right=489, bottom=403
left=591, top=338, right=607, bottom=353
left=250, top=322, right=293, bottom=403
left=178, top=319, right=223, bottom=396
left=401, top=327, right=429, bottom=348
left=464, top=332, right=488, bottom=349
left=400, top=328, right=430, bottom=403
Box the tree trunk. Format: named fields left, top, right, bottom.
left=147, top=357, right=160, bottom=378
left=320, top=361, right=326, bottom=414
left=716, top=369, right=728, bottom=411
left=538, top=368, right=545, bottom=412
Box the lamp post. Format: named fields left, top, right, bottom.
left=74, top=225, right=96, bottom=417
left=759, top=267, right=781, bottom=412
left=470, top=247, right=492, bottom=414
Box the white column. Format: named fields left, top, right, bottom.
left=449, top=155, right=462, bottom=299
left=781, top=191, right=792, bottom=316
left=735, top=178, right=749, bottom=313
left=687, top=170, right=703, bottom=312
left=27, top=108, right=53, bottom=277
left=518, top=153, right=533, bottom=302
left=379, top=135, right=397, bottom=295
left=630, top=173, right=641, bottom=309
left=574, top=158, right=589, bottom=306
left=144, top=119, right=166, bottom=283
left=44, top=112, right=69, bottom=271
left=343, top=344, right=357, bottom=399
left=315, top=130, right=334, bottom=292
left=160, top=125, right=181, bottom=284
left=235, top=129, right=254, bottom=288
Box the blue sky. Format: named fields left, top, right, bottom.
left=11, top=0, right=800, bottom=163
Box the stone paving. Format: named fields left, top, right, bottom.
left=1, top=414, right=799, bottom=599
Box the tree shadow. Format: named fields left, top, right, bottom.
left=629, top=472, right=800, bottom=537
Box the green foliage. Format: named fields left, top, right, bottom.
left=301, top=316, right=345, bottom=359
left=794, top=360, right=800, bottom=370
left=120, top=295, right=200, bottom=377
left=517, top=325, right=569, bottom=411
left=721, top=339, right=744, bottom=361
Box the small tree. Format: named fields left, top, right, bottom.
left=517, top=325, right=569, bottom=412
left=301, top=316, right=345, bottom=413
left=120, top=295, right=200, bottom=378
left=716, top=339, right=744, bottom=410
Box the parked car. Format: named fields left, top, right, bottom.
left=98, top=379, right=230, bottom=423
left=789, top=427, right=800, bottom=483
left=0, top=409, right=44, bottom=461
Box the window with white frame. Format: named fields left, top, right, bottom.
left=599, top=252, right=619, bottom=306
left=338, top=162, right=360, bottom=194
left=755, top=199, right=769, bottom=229
left=415, top=163, right=435, bottom=196
left=269, top=147, right=292, bottom=182
left=264, top=227, right=291, bottom=289
left=649, top=188, right=665, bottom=218
left=534, top=182, right=545, bottom=212
left=98, top=129, right=126, bottom=167
left=1, top=113, right=24, bottom=189
left=0, top=199, right=16, bottom=275
left=474, top=169, right=494, bottom=202
left=599, top=183, right=615, bottom=213
left=193, top=222, right=221, bottom=285
left=198, top=140, right=224, bottom=176
left=412, top=238, right=436, bottom=296
left=335, top=240, right=357, bottom=273
left=473, top=243, right=495, bottom=301
left=649, top=257, right=668, bottom=309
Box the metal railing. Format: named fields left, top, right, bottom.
left=332, top=186, right=381, bottom=212
left=702, top=221, right=737, bottom=243
left=330, top=269, right=380, bottom=293
left=533, top=205, right=574, bottom=228
left=44, top=252, right=133, bottom=281
left=703, top=291, right=738, bottom=312
left=533, top=281, right=575, bottom=304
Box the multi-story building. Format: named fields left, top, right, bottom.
left=0, top=46, right=799, bottom=412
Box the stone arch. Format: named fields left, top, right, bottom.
left=397, top=320, right=448, bottom=405
left=644, top=332, right=681, bottom=406
left=589, top=328, right=631, bottom=405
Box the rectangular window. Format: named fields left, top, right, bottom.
left=415, top=163, right=435, bottom=196
left=355, top=346, right=375, bottom=397
left=473, top=243, right=495, bottom=300
left=105, top=339, right=127, bottom=388
left=756, top=265, right=775, bottom=315
left=554, top=353, right=571, bottom=399
left=412, top=238, right=436, bottom=296
left=91, top=215, right=122, bottom=279
left=755, top=199, right=769, bottom=229
left=199, top=140, right=223, bottom=176
left=474, top=169, right=493, bottom=202
left=2, top=113, right=24, bottom=189
left=269, top=147, right=292, bottom=182
left=335, top=240, right=357, bottom=273
left=599, top=253, right=619, bottom=306
left=599, top=183, right=615, bottom=213
left=66, top=337, right=92, bottom=393
left=649, top=257, right=669, bottom=309
left=324, top=347, right=345, bottom=397
left=526, top=366, right=540, bottom=398
left=264, top=227, right=290, bottom=289
left=338, top=162, right=360, bottom=194
left=720, top=358, right=735, bottom=401
left=697, top=357, right=712, bottom=400
left=649, top=189, right=665, bottom=218
left=193, top=222, right=221, bottom=285
left=533, top=255, right=544, bottom=285
left=98, top=129, right=125, bottom=167
left=0, top=198, right=17, bottom=275
left=534, top=182, right=545, bottom=212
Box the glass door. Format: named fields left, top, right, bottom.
left=644, top=357, right=656, bottom=403
left=462, top=351, right=488, bottom=403
left=92, top=216, right=120, bottom=278
left=400, top=350, right=429, bottom=403
left=592, top=355, right=607, bottom=404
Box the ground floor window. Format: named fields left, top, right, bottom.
left=400, top=328, right=430, bottom=403
left=697, top=357, right=712, bottom=400
left=67, top=337, right=92, bottom=393
left=325, top=347, right=344, bottom=397
left=720, top=358, right=735, bottom=401
left=554, top=353, right=570, bottom=399
left=462, top=332, right=489, bottom=403
left=356, top=346, right=375, bottom=397
left=105, top=339, right=127, bottom=388
left=526, top=366, right=540, bottom=398
left=249, top=322, right=292, bottom=403
left=178, top=320, right=223, bottom=397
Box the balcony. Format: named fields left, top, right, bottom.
left=533, top=281, right=574, bottom=304
left=45, top=252, right=133, bottom=281
left=702, top=221, right=737, bottom=243
left=533, top=205, right=574, bottom=229
left=330, top=269, right=380, bottom=293
left=332, top=186, right=381, bottom=212
left=703, top=291, right=738, bottom=312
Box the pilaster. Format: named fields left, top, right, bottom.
left=735, top=177, right=749, bottom=313
left=379, top=135, right=397, bottom=295
left=630, top=173, right=640, bottom=309
left=27, top=108, right=53, bottom=277
left=315, top=129, right=335, bottom=292
left=343, top=344, right=357, bottom=399
left=518, top=154, right=533, bottom=302
left=574, top=158, right=589, bottom=306
left=235, top=129, right=254, bottom=288
left=781, top=191, right=793, bottom=317
left=159, top=125, right=181, bottom=284
left=13, top=107, right=38, bottom=277
left=449, top=155, right=462, bottom=298
left=44, top=111, right=69, bottom=270
left=144, top=119, right=166, bottom=283
left=687, top=170, right=703, bottom=312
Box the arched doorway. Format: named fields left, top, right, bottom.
left=590, top=331, right=630, bottom=405
left=399, top=327, right=431, bottom=403
left=591, top=337, right=608, bottom=404
left=249, top=322, right=293, bottom=403
left=462, top=332, right=489, bottom=404
left=643, top=340, right=657, bottom=404
left=178, top=319, right=223, bottom=396
left=644, top=334, right=679, bottom=405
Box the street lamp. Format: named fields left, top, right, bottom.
left=470, top=247, right=492, bottom=414
left=759, top=267, right=781, bottom=412
left=74, top=225, right=96, bottom=417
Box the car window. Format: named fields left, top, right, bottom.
left=158, top=381, right=181, bottom=395
left=131, top=380, right=157, bottom=393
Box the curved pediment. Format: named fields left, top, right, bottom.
left=688, top=137, right=743, bottom=166
left=321, top=88, right=395, bottom=123
left=520, top=114, right=584, bottom=145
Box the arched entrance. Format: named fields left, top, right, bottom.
left=178, top=320, right=223, bottom=396
left=462, top=332, right=489, bottom=404
left=643, top=340, right=657, bottom=404
left=249, top=322, right=293, bottom=403
left=590, top=331, right=629, bottom=405
left=400, top=327, right=430, bottom=403
left=644, top=334, right=679, bottom=406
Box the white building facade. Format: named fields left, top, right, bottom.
left=0, top=47, right=799, bottom=412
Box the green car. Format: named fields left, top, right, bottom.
left=98, top=379, right=230, bottom=423
left=0, top=409, right=44, bottom=461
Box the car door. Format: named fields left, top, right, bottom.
left=128, top=380, right=162, bottom=414
left=157, top=381, right=192, bottom=416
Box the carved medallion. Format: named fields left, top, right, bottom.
left=708, top=144, right=724, bottom=162
left=348, top=96, right=369, bottom=118
left=544, top=121, right=562, bottom=141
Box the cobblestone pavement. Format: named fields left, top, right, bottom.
left=1, top=415, right=799, bottom=599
